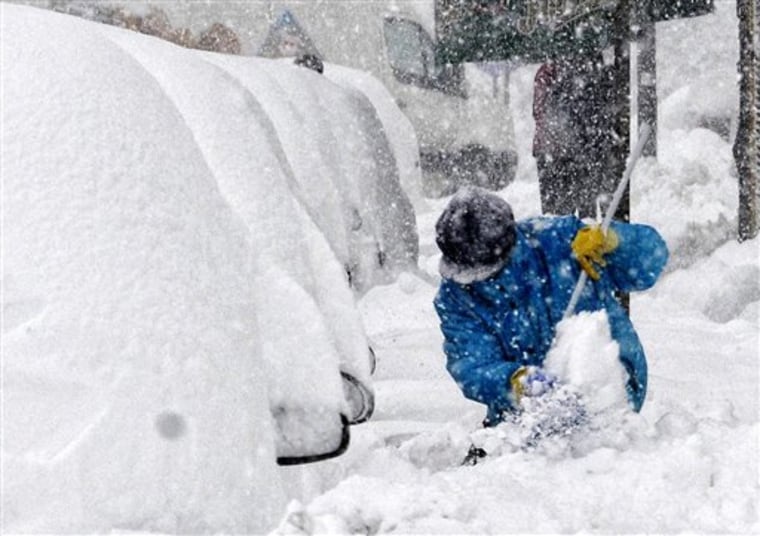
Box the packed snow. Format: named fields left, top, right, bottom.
left=544, top=311, right=629, bottom=415
left=2, top=1, right=758, bottom=535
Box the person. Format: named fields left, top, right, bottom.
left=532, top=54, right=617, bottom=218
left=433, top=187, right=669, bottom=431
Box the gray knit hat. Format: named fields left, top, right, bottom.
left=435, top=186, right=517, bottom=283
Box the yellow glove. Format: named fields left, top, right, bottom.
left=571, top=225, right=619, bottom=280
left=510, top=366, right=529, bottom=402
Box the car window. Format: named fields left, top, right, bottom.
left=383, top=16, right=465, bottom=98
left=384, top=17, right=427, bottom=77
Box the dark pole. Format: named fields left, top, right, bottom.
left=609, top=0, right=632, bottom=312
left=735, top=0, right=758, bottom=242
left=610, top=0, right=632, bottom=223
left=636, top=13, right=657, bottom=157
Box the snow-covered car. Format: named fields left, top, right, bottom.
left=1, top=4, right=416, bottom=533
left=47, top=0, right=520, bottom=197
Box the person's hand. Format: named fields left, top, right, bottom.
left=510, top=366, right=556, bottom=403
left=571, top=225, right=619, bottom=280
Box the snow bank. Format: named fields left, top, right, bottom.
left=275, top=409, right=757, bottom=534
left=642, top=237, right=760, bottom=324
left=658, top=1, right=739, bottom=135
left=632, top=1, right=741, bottom=267
left=632, top=126, right=738, bottom=268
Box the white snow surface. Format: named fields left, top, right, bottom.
left=2, top=2, right=759, bottom=535
left=545, top=311, right=629, bottom=415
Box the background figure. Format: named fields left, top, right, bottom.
left=532, top=54, right=616, bottom=218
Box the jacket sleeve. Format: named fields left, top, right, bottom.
left=434, top=285, right=521, bottom=416
left=605, top=221, right=669, bottom=291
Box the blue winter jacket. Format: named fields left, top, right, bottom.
left=434, top=216, right=669, bottom=425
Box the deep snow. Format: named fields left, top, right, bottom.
left=2, top=1, right=759, bottom=534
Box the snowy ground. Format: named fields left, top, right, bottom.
left=275, top=179, right=759, bottom=534
left=2, top=2, right=758, bottom=534
left=275, top=192, right=758, bottom=533
left=272, top=5, right=759, bottom=533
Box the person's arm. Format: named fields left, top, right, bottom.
left=571, top=220, right=669, bottom=291
left=604, top=221, right=669, bottom=291
left=434, top=285, right=522, bottom=414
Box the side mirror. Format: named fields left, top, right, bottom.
left=275, top=409, right=350, bottom=465
left=341, top=370, right=375, bottom=424
left=273, top=367, right=374, bottom=465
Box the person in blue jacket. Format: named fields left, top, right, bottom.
left=434, top=187, right=669, bottom=429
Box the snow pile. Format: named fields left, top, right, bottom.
left=657, top=0, right=739, bottom=136
left=275, top=401, right=754, bottom=534
left=643, top=237, right=760, bottom=324
left=464, top=311, right=629, bottom=457
left=632, top=0, right=740, bottom=268
left=632, top=129, right=738, bottom=268
left=545, top=311, right=628, bottom=414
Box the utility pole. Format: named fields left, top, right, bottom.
left=636, top=9, right=657, bottom=158
left=609, top=0, right=632, bottom=312
left=735, top=0, right=758, bottom=242
left=610, top=0, right=632, bottom=223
